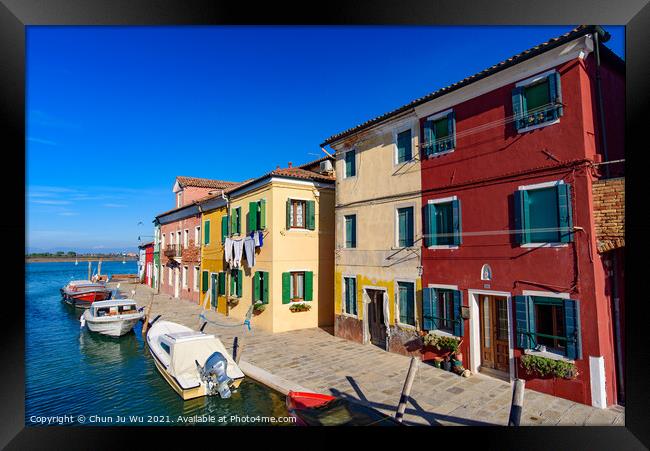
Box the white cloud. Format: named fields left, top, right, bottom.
left=31, top=199, right=71, bottom=205
left=27, top=137, right=57, bottom=146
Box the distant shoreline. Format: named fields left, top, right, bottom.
left=26, top=257, right=138, bottom=263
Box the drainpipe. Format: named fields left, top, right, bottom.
left=592, top=27, right=611, bottom=177
left=609, top=254, right=625, bottom=404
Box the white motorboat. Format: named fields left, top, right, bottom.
left=145, top=318, right=245, bottom=400
left=80, top=299, right=144, bottom=337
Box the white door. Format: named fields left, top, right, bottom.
left=174, top=267, right=180, bottom=298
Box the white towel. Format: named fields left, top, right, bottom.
left=243, top=236, right=255, bottom=268
left=232, top=239, right=244, bottom=268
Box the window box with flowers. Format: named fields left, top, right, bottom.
left=289, top=303, right=311, bottom=313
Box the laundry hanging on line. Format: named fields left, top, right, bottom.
left=231, top=239, right=244, bottom=268
left=243, top=236, right=255, bottom=267
left=250, top=230, right=263, bottom=248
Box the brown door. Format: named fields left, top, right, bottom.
left=479, top=295, right=510, bottom=375
left=367, top=289, right=387, bottom=349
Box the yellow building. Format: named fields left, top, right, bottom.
left=197, top=157, right=336, bottom=333
left=321, top=115, right=423, bottom=355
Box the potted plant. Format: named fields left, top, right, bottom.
left=520, top=354, right=579, bottom=380
left=441, top=357, right=452, bottom=372
left=289, top=303, right=311, bottom=313
left=228, top=297, right=240, bottom=307
left=253, top=301, right=266, bottom=315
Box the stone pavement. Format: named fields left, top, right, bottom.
left=119, top=282, right=625, bottom=426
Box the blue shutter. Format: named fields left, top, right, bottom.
left=422, top=287, right=435, bottom=330
left=557, top=184, right=574, bottom=243
left=512, top=87, right=524, bottom=130
left=564, top=299, right=582, bottom=360
left=452, top=199, right=462, bottom=245
left=424, top=203, right=436, bottom=247
left=513, top=190, right=530, bottom=244
left=423, top=119, right=435, bottom=158
left=549, top=72, right=563, bottom=118
left=514, top=295, right=536, bottom=349
left=452, top=290, right=464, bottom=337
left=447, top=111, right=456, bottom=149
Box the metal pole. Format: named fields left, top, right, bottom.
left=508, top=379, right=526, bottom=426
left=233, top=336, right=241, bottom=364
left=394, top=357, right=419, bottom=423
left=87, top=261, right=92, bottom=280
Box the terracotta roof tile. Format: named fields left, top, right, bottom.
left=176, top=176, right=239, bottom=189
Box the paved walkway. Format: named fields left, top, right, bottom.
left=120, top=283, right=625, bottom=426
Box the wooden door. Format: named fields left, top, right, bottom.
left=367, top=290, right=387, bottom=349
left=479, top=296, right=510, bottom=374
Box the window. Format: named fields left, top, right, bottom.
left=221, top=215, right=228, bottom=244
left=396, top=129, right=412, bottom=164
left=248, top=199, right=267, bottom=232
left=514, top=182, right=573, bottom=244
left=253, top=271, right=269, bottom=304
left=204, top=220, right=211, bottom=245
left=230, top=269, right=243, bottom=297
left=515, top=295, right=581, bottom=360
left=397, top=207, right=414, bottom=248
left=193, top=266, right=199, bottom=291
left=182, top=266, right=188, bottom=288
left=344, top=149, right=356, bottom=178
left=282, top=271, right=313, bottom=303
left=195, top=227, right=200, bottom=247
left=161, top=342, right=171, bottom=355
left=422, top=287, right=464, bottom=337
left=513, top=71, right=563, bottom=131
left=423, top=111, right=456, bottom=156
left=344, top=215, right=356, bottom=248
left=231, top=207, right=242, bottom=235
left=177, top=231, right=181, bottom=249
left=290, top=200, right=305, bottom=228
left=343, top=276, right=357, bottom=316
left=176, top=191, right=183, bottom=208
left=169, top=233, right=174, bottom=246
left=397, top=281, right=415, bottom=326
left=183, top=229, right=189, bottom=248
left=424, top=198, right=462, bottom=247
left=161, top=234, right=165, bottom=248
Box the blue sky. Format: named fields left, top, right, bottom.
left=26, top=26, right=624, bottom=253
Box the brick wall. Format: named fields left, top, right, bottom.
left=592, top=177, right=625, bottom=253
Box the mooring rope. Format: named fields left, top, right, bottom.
left=198, top=305, right=253, bottom=331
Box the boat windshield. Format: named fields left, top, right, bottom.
left=294, top=398, right=402, bottom=426
left=119, top=304, right=137, bottom=313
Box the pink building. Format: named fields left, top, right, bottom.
left=155, top=177, right=239, bottom=303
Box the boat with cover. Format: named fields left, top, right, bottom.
left=286, top=391, right=403, bottom=426
left=80, top=299, right=144, bottom=337
left=60, top=280, right=112, bottom=308
left=145, top=318, right=245, bottom=400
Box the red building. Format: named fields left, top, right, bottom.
left=416, top=27, right=624, bottom=407
left=141, top=242, right=154, bottom=286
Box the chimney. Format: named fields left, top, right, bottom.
left=288, top=162, right=292, bottom=168
left=276, top=165, right=280, bottom=170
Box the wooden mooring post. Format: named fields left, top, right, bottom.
left=508, top=379, right=526, bottom=426
left=394, top=357, right=419, bottom=423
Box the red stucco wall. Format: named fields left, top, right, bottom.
left=160, top=214, right=201, bottom=303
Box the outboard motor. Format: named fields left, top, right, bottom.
left=196, top=352, right=233, bottom=399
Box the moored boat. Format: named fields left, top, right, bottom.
left=145, top=318, right=245, bottom=400
left=286, top=391, right=403, bottom=426
left=61, top=280, right=112, bottom=308
left=80, top=299, right=144, bottom=337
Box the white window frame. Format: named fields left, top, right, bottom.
left=394, top=203, right=416, bottom=249
left=426, top=195, right=459, bottom=250
left=393, top=122, right=415, bottom=166
left=195, top=226, right=200, bottom=247
left=342, top=148, right=357, bottom=180
left=517, top=179, right=569, bottom=248
left=169, top=233, right=174, bottom=246
left=287, top=197, right=310, bottom=232
left=193, top=266, right=200, bottom=291
left=341, top=274, right=358, bottom=318
left=183, top=229, right=189, bottom=248
left=161, top=234, right=165, bottom=248
left=425, top=283, right=460, bottom=338
left=395, top=278, right=417, bottom=330
left=515, top=69, right=561, bottom=133
left=182, top=266, right=188, bottom=288
left=177, top=191, right=182, bottom=208
left=343, top=213, right=357, bottom=249
left=425, top=108, right=456, bottom=159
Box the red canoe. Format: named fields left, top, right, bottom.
left=286, top=391, right=403, bottom=426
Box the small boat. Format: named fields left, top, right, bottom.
left=61, top=280, right=112, bottom=308
left=80, top=299, right=144, bottom=337
left=286, top=391, right=403, bottom=426
left=75, top=258, right=78, bottom=265
left=145, top=318, right=245, bottom=400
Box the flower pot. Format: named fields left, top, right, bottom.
left=442, top=360, right=452, bottom=371
left=454, top=352, right=463, bottom=364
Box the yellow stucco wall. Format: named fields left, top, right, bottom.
left=225, top=179, right=335, bottom=333
left=200, top=205, right=228, bottom=315
left=333, top=115, right=423, bottom=331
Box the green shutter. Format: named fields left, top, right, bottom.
left=218, top=272, right=225, bottom=295
left=424, top=203, right=436, bottom=247
left=282, top=272, right=291, bottom=304
left=236, top=269, right=243, bottom=297
left=231, top=210, right=237, bottom=236
left=286, top=199, right=291, bottom=230
left=452, top=290, right=464, bottom=337
left=423, top=119, right=435, bottom=157
left=221, top=216, right=228, bottom=244
left=305, top=271, right=313, bottom=301
left=201, top=270, right=209, bottom=292
left=237, top=207, right=242, bottom=234
left=204, top=220, right=211, bottom=245
left=514, top=295, right=535, bottom=349
left=249, top=201, right=258, bottom=232
left=398, top=208, right=407, bottom=247
left=557, top=184, right=574, bottom=243
left=513, top=190, right=530, bottom=244
left=549, top=72, right=563, bottom=118
left=306, top=200, right=315, bottom=230
left=259, top=199, right=266, bottom=230
left=253, top=271, right=260, bottom=301
left=563, top=299, right=581, bottom=360
left=345, top=150, right=355, bottom=177
left=262, top=271, right=269, bottom=304
left=230, top=270, right=235, bottom=295
left=397, top=129, right=411, bottom=163
left=452, top=199, right=462, bottom=245
left=447, top=111, right=456, bottom=149
left=210, top=274, right=217, bottom=308
left=512, top=87, right=524, bottom=130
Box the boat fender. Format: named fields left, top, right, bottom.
left=79, top=317, right=86, bottom=328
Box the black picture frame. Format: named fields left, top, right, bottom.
left=3, top=0, right=648, bottom=448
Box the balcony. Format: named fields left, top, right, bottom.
left=163, top=244, right=183, bottom=258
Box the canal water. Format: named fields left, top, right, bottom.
left=25, top=261, right=289, bottom=426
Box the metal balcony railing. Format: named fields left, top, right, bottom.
left=163, top=244, right=182, bottom=258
